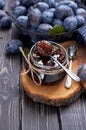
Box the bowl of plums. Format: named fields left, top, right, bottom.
left=8, top=0, right=86, bottom=43
left=27, top=40, right=68, bottom=85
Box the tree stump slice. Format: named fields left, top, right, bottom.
left=21, top=41, right=86, bottom=106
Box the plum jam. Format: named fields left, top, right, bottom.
left=28, top=40, right=68, bottom=85
left=32, top=40, right=66, bottom=67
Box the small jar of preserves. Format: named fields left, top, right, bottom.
left=28, top=40, right=68, bottom=85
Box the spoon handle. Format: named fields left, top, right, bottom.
left=52, top=57, right=80, bottom=82
left=65, top=60, right=72, bottom=88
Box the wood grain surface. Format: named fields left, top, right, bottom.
left=0, top=1, right=21, bottom=130
left=1, top=0, right=86, bottom=130
left=59, top=93, right=86, bottom=130
left=0, top=29, right=21, bottom=130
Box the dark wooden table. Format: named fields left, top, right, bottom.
left=0, top=0, right=86, bottom=130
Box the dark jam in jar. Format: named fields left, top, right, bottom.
left=32, top=40, right=65, bottom=67
left=29, top=40, right=68, bottom=85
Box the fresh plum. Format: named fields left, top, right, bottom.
left=32, top=0, right=42, bottom=4
left=76, top=8, right=86, bottom=15
left=20, top=0, right=33, bottom=8
left=29, top=8, right=41, bottom=28
left=0, top=16, right=12, bottom=28
left=5, top=39, right=23, bottom=54
left=13, top=6, right=27, bottom=18
left=76, top=15, right=85, bottom=26
left=77, top=64, right=86, bottom=81
left=17, top=15, right=30, bottom=28
left=42, top=10, right=54, bottom=24
left=43, top=0, right=56, bottom=8
left=49, top=8, right=56, bottom=13
left=57, top=0, right=78, bottom=11
left=37, top=23, right=52, bottom=33
left=55, top=5, right=74, bottom=20
left=0, top=0, right=5, bottom=9
left=52, top=18, right=62, bottom=26
left=33, top=2, right=49, bottom=11
left=63, top=16, right=77, bottom=32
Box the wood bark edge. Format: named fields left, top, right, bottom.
left=21, top=69, right=84, bottom=106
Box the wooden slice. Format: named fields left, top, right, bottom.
left=21, top=41, right=86, bottom=106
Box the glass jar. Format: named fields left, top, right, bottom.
left=28, top=41, right=68, bottom=85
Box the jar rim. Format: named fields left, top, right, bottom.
left=29, top=41, right=68, bottom=70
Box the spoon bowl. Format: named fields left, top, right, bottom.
left=68, top=45, right=78, bottom=60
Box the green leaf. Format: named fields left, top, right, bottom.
left=49, top=25, right=65, bottom=36
left=23, top=48, right=30, bottom=56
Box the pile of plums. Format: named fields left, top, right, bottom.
left=12, top=0, right=86, bottom=33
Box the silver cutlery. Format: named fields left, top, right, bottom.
left=65, top=45, right=78, bottom=88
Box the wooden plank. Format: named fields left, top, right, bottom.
left=0, top=30, right=21, bottom=130
left=0, top=0, right=21, bottom=129
left=59, top=93, right=86, bottom=130
left=21, top=92, right=60, bottom=130
left=21, top=52, right=60, bottom=130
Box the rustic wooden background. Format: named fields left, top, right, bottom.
left=0, top=0, right=86, bottom=130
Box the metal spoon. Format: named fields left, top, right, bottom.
left=65, top=45, right=78, bottom=88
left=51, top=55, right=80, bottom=82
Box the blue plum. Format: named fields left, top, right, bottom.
left=33, top=2, right=49, bottom=11
left=76, top=15, right=85, bottom=26
left=0, top=16, right=12, bottom=29
left=0, top=0, right=5, bottom=9
left=42, top=10, right=54, bottom=24
left=17, top=15, right=30, bottom=28
left=43, top=0, right=56, bottom=8
left=77, top=64, right=86, bottom=81
left=55, top=2, right=59, bottom=8
left=49, top=8, right=56, bottom=13
left=13, top=6, right=27, bottom=18
left=52, top=18, right=62, bottom=26
left=63, top=16, right=77, bottom=32
left=37, top=23, right=52, bottom=33
left=57, top=0, right=78, bottom=11
left=55, top=5, right=74, bottom=20
left=29, top=8, right=41, bottom=28
left=5, top=39, right=23, bottom=54
left=32, top=0, right=42, bottom=4
left=21, top=0, right=33, bottom=8
left=76, top=8, right=86, bottom=15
